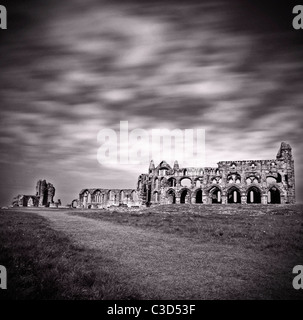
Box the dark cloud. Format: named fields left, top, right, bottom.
left=0, top=0, right=302, bottom=205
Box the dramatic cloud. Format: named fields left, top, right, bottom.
left=0, top=0, right=302, bottom=204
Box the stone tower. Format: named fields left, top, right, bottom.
left=36, top=179, right=55, bottom=206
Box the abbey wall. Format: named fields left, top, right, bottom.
left=12, top=179, right=57, bottom=207
left=76, top=142, right=295, bottom=208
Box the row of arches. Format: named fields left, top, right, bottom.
left=151, top=174, right=284, bottom=190
left=80, top=189, right=139, bottom=204
left=152, top=186, right=281, bottom=204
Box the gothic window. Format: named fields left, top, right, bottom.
left=181, top=178, right=191, bottom=187
left=266, top=177, right=277, bottom=184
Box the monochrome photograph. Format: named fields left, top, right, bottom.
left=0, top=0, right=302, bottom=308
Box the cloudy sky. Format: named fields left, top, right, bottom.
left=0, top=0, right=302, bottom=205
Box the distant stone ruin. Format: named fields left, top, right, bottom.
left=75, top=142, right=295, bottom=208
left=12, top=179, right=56, bottom=207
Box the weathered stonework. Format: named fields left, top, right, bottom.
left=76, top=188, right=139, bottom=209
left=77, top=142, right=295, bottom=208
left=138, top=142, right=295, bottom=206
left=12, top=179, right=56, bottom=207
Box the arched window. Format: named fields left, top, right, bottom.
left=181, top=178, right=191, bottom=187
left=95, top=191, right=102, bottom=203
left=209, top=187, right=221, bottom=204
left=159, top=169, right=167, bottom=176
left=246, top=178, right=252, bottom=185
left=268, top=187, right=280, bottom=204
left=167, top=190, right=176, bottom=204
left=180, top=189, right=190, bottom=204
left=154, top=192, right=159, bottom=202
left=266, top=177, right=277, bottom=184
left=196, top=190, right=203, bottom=204
left=167, top=177, right=176, bottom=187
left=247, top=187, right=261, bottom=204
left=228, top=173, right=241, bottom=184
left=131, top=191, right=138, bottom=202
left=227, top=187, right=241, bottom=204
left=196, top=179, right=202, bottom=188
left=108, top=190, right=114, bottom=201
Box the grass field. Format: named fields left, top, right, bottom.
left=0, top=204, right=302, bottom=300
left=0, top=210, right=143, bottom=300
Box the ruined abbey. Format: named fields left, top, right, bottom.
left=75, top=142, right=295, bottom=208
left=12, top=179, right=58, bottom=207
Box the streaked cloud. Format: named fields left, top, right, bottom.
left=0, top=0, right=302, bottom=204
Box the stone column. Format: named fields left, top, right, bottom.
left=241, top=194, right=247, bottom=204
left=202, top=196, right=208, bottom=204
left=221, top=195, right=227, bottom=204
left=262, top=194, right=268, bottom=204
left=191, top=197, right=196, bottom=204
left=176, top=197, right=180, bottom=204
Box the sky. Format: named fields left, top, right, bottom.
left=0, top=0, right=302, bottom=205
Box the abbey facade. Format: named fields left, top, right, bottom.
left=12, top=179, right=57, bottom=207
left=76, top=142, right=295, bottom=208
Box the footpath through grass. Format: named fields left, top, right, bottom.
left=67, top=204, right=303, bottom=254
left=0, top=210, right=143, bottom=300
left=0, top=205, right=302, bottom=300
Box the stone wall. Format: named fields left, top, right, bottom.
left=77, top=188, right=140, bottom=209
left=136, top=142, right=295, bottom=206
left=12, top=179, right=56, bottom=207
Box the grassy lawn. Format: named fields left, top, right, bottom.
left=0, top=210, right=143, bottom=300
left=67, top=204, right=303, bottom=253
left=0, top=205, right=302, bottom=300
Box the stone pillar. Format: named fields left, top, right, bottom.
left=262, top=194, right=268, bottom=204
left=221, top=195, right=227, bottom=204
left=241, top=194, right=247, bottom=204
left=176, top=197, right=180, bottom=204
left=191, top=197, right=196, bottom=204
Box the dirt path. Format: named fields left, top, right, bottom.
left=32, top=210, right=282, bottom=299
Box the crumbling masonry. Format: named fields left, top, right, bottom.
left=12, top=179, right=56, bottom=207
left=76, top=142, right=295, bottom=208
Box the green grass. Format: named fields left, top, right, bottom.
left=0, top=210, right=143, bottom=300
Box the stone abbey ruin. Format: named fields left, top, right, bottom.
left=74, top=142, right=295, bottom=208
left=12, top=179, right=59, bottom=207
